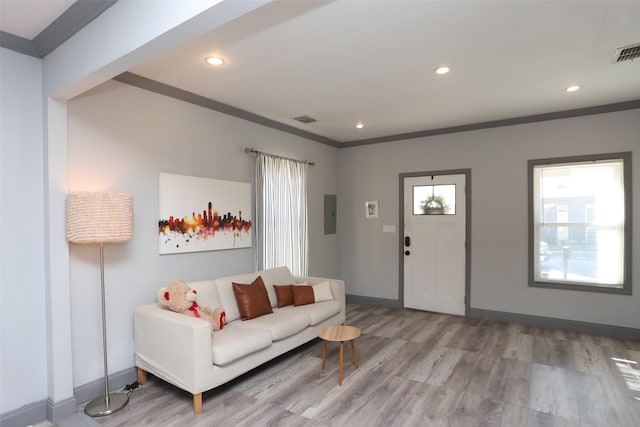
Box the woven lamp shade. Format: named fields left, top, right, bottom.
left=66, top=192, right=133, bottom=244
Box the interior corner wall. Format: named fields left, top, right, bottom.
left=338, top=109, right=640, bottom=329
left=0, top=48, right=48, bottom=414
left=66, top=80, right=339, bottom=388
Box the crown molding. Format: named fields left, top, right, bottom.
left=114, top=72, right=342, bottom=148
left=340, top=99, right=640, bottom=147
left=0, top=31, right=38, bottom=56
left=114, top=72, right=640, bottom=150
left=0, top=0, right=116, bottom=58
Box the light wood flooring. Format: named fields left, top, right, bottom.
left=92, top=303, right=640, bottom=426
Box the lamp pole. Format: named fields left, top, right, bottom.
left=84, top=242, right=129, bottom=416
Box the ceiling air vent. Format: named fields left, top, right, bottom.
left=294, top=115, right=317, bottom=124
left=612, top=43, right=640, bottom=63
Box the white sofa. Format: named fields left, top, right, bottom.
left=134, top=267, right=346, bottom=414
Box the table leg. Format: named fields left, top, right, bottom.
left=339, top=341, right=344, bottom=385
left=350, top=339, right=358, bottom=368
left=322, top=340, right=327, bottom=370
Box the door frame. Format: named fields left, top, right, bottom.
left=399, top=169, right=472, bottom=316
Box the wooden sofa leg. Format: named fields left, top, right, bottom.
left=137, top=368, right=148, bottom=385
left=193, top=393, right=202, bottom=415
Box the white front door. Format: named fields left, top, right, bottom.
left=403, top=174, right=466, bottom=315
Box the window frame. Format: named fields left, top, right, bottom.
left=527, top=152, right=632, bottom=295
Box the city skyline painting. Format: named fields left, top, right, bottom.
left=159, top=173, right=252, bottom=254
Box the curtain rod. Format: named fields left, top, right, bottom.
left=244, top=147, right=315, bottom=166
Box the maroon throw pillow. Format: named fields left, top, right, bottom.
left=273, top=284, right=294, bottom=308
left=232, top=276, right=273, bottom=320
left=291, top=285, right=315, bottom=306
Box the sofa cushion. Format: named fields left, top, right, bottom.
left=188, top=280, right=222, bottom=309
left=232, top=276, right=273, bottom=320
left=215, top=267, right=297, bottom=320
left=312, top=281, right=333, bottom=302
left=214, top=272, right=258, bottom=322
left=291, top=285, right=314, bottom=306
left=273, top=285, right=294, bottom=308
left=211, top=323, right=272, bottom=366
left=281, top=300, right=341, bottom=325
left=239, top=310, right=310, bottom=341
left=258, top=266, right=297, bottom=307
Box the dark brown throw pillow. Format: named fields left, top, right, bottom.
left=273, top=284, right=294, bottom=308
left=291, top=285, right=315, bottom=306
left=232, top=276, right=273, bottom=320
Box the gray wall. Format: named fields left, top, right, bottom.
left=67, top=80, right=339, bottom=387
left=338, top=109, right=640, bottom=329
left=3, top=18, right=638, bottom=420
left=1, top=3, right=277, bottom=421
left=0, top=47, right=49, bottom=414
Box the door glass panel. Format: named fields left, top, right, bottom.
left=413, top=184, right=456, bottom=215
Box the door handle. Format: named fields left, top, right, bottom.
left=405, top=236, right=411, bottom=247
left=405, top=250, right=410, bottom=256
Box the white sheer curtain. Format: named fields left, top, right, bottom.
left=255, top=153, right=308, bottom=275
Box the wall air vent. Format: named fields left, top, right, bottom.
left=612, top=43, right=640, bottom=63
left=294, top=115, right=317, bottom=124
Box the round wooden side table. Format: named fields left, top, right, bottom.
left=318, top=325, right=361, bottom=385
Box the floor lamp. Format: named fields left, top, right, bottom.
left=66, top=192, right=133, bottom=417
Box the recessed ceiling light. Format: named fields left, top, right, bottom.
left=435, top=66, right=451, bottom=75
left=205, top=56, right=225, bottom=66
left=566, top=85, right=580, bottom=92
left=355, top=123, right=364, bottom=129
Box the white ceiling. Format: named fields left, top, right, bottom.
left=3, top=1, right=640, bottom=144
left=0, top=0, right=74, bottom=39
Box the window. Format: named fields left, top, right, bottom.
left=254, top=153, right=308, bottom=276
left=412, top=184, right=456, bottom=215
left=528, top=152, right=631, bottom=294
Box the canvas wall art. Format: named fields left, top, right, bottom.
left=159, top=173, right=252, bottom=254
